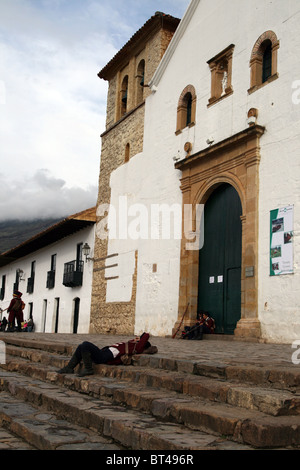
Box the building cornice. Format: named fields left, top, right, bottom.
left=100, top=101, right=145, bottom=138
left=175, top=125, right=265, bottom=171
left=98, top=13, right=180, bottom=81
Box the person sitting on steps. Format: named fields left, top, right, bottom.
left=192, top=312, right=215, bottom=340
left=182, top=311, right=215, bottom=340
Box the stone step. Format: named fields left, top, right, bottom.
left=3, top=336, right=300, bottom=391
left=137, top=355, right=300, bottom=392
left=6, top=344, right=67, bottom=369
left=0, top=369, right=251, bottom=451
left=0, top=424, right=36, bottom=450
left=0, top=335, right=73, bottom=356
left=0, top=389, right=122, bottom=451
left=2, top=334, right=300, bottom=449
left=5, top=345, right=300, bottom=417
left=100, top=364, right=300, bottom=417
left=3, top=357, right=300, bottom=448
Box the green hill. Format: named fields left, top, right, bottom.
left=0, top=218, right=62, bottom=254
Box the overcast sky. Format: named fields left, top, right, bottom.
left=0, top=0, right=189, bottom=221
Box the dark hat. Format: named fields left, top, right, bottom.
left=13, top=291, right=22, bottom=298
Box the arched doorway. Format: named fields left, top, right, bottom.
left=174, top=124, right=265, bottom=340
left=198, top=183, right=242, bottom=334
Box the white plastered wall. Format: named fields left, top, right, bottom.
left=0, top=226, right=95, bottom=334
left=103, top=0, right=300, bottom=341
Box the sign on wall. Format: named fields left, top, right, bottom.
left=270, top=205, right=294, bottom=276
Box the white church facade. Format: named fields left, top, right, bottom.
left=92, top=0, right=300, bottom=343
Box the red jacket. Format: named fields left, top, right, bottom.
left=107, top=333, right=150, bottom=365
left=7, top=298, right=24, bottom=323
left=200, top=316, right=215, bottom=333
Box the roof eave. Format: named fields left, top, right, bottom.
left=98, top=13, right=180, bottom=81
left=0, top=207, right=96, bottom=267
left=149, top=0, right=201, bottom=92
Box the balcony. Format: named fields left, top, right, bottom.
left=46, top=270, right=56, bottom=289
left=63, top=260, right=84, bottom=288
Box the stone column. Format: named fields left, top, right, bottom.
left=234, top=140, right=261, bottom=339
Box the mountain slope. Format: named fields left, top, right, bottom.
left=0, top=219, right=62, bottom=254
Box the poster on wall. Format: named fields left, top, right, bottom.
left=270, top=205, right=294, bottom=276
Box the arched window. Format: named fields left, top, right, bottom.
left=176, top=85, right=196, bottom=134
left=249, top=31, right=279, bottom=94
left=185, top=93, right=192, bottom=127
left=262, top=41, right=272, bottom=83
left=120, top=75, right=128, bottom=117
left=125, top=143, right=130, bottom=163
left=136, top=59, right=145, bottom=105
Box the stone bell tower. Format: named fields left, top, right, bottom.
left=90, top=13, right=180, bottom=334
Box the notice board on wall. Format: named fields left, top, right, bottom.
left=270, top=205, right=294, bottom=276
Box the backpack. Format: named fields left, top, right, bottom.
left=12, top=299, right=22, bottom=311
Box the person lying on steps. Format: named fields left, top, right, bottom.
left=57, top=333, right=157, bottom=377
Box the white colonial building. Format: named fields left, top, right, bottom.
left=94, top=0, right=300, bottom=343
left=0, top=208, right=96, bottom=334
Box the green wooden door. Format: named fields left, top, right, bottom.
left=198, top=184, right=242, bottom=334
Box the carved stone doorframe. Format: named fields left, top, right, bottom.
left=174, top=124, right=265, bottom=339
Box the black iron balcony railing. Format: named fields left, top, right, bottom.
left=63, top=260, right=84, bottom=288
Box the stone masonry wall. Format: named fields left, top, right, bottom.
left=90, top=25, right=179, bottom=335
left=90, top=106, right=145, bottom=334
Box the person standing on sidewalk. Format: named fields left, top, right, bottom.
left=7, top=291, right=25, bottom=332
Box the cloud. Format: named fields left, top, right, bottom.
left=0, top=0, right=189, bottom=221
left=0, top=0, right=115, bottom=198
left=0, top=8, right=111, bottom=185
left=0, top=169, right=97, bottom=221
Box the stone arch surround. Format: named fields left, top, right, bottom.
left=249, top=30, right=280, bottom=93
left=176, top=84, right=197, bottom=133
left=250, top=30, right=279, bottom=59
left=193, top=173, right=246, bottom=214
left=174, top=124, right=265, bottom=339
